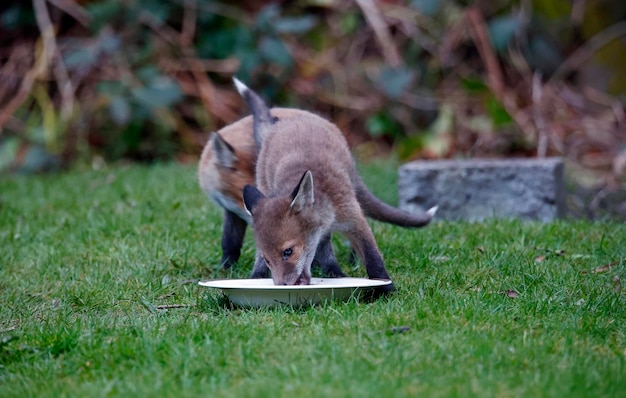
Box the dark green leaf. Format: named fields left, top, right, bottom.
left=366, top=112, right=402, bottom=138
left=411, top=0, right=441, bottom=16
left=486, top=97, right=513, bottom=126
left=136, top=67, right=161, bottom=85
left=0, top=137, right=20, bottom=171
left=396, top=135, right=424, bottom=160
left=132, top=78, right=182, bottom=110
left=21, top=146, right=60, bottom=173
left=121, top=122, right=143, bottom=151
left=376, top=66, right=415, bottom=99
left=275, top=16, right=317, bottom=34
left=97, top=81, right=126, bottom=96
left=527, top=37, right=562, bottom=74
left=86, top=1, right=122, bottom=32
left=99, top=31, right=121, bottom=54
left=198, top=26, right=253, bottom=59
left=461, top=77, right=488, bottom=93
left=366, top=114, right=388, bottom=138
left=1, top=5, right=35, bottom=30
left=487, top=15, right=521, bottom=53
left=109, top=96, right=131, bottom=126
left=255, top=4, right=280, bottom=32
left=258, top=37, right=292, bottom=68
left=236, top=52, right=262, bottom=81
left=139, top=1, right=171, bottom=25
left=340, top=13, right=360, bottom=35
left=64, top=47, right=97, bottom=71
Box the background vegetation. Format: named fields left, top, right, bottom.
left=0, top=0, right=625, bottom=217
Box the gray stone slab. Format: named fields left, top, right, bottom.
left=398, top=158, right=565, bottom=222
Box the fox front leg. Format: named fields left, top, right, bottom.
left=220, top=210, right=248, bottom=269
left=345, top=217, right=396, bottom=294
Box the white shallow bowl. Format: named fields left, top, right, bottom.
left=198, top=277, right=392, bottom=307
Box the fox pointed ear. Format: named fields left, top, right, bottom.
left=212, top=133, right=237, bottom=169
left=290, top=170, right=314, bottom=212
left=243, top=185, right=265, bottom=216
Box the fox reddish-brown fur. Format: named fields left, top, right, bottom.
left=234, top=79, right=436, bottom=290
left=199, top=108, right=304, bottom=223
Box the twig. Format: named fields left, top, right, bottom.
left=47, top=0, right=90, bottom=26
left=583, top=86, right=626, bottom=127
left=33, top=0, right=75, bottom=121
left=465, top=7, right=504, bottom=98
left=466, top=7, right=540, bottom=144
left=532, top=72, right=548, bottom=157
left=438, top=15, right=469, bottom=68
left=181, top=0, right=197, bottom=47
left=589, top=184, right=611, bottom=215
left=139, top=11, right=180, bottom=46
left=315, top=90, right=382, bottom=111
left=156, top=304, right=194, bottom=309
left=161, top=58, right=240, bottom=74
left=550, top=20, right=626, bottom=82
left=355, top=0, right=403, bottom=68
left=0, top=46, right=36, bottom=131
left=381, top=4, right=440, bottom=58
left=398, top=92, right=440, bottom=111
left=571, top=0, right=586, bottom=25
left=190, top=0, right=251, bottom=24
left=0, top=46, right=26, bottom=101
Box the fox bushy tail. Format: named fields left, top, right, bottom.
left=355, top=177, right=437, bottom=227
left=233, top=78, right=275, bottom=149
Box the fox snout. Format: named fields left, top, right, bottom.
left=272, top=268, right=311, bottom=286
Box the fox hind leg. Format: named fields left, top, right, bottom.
left=220, top=210, right=248, bottom=269
left=313, top=234, right=347, bottom=278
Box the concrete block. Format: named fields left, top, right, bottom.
left=398, top=158, right=566, bottom=222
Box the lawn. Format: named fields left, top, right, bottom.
left=1, top=161, right=624, bottom=397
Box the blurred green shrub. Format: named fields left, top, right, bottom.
left=0, top=0, right=623, bottom=183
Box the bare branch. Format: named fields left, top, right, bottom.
left=181, top=0, right=197, bottom=47
left=550, top=20, right=626, bottom=82
left=0, top=46, right=36, bottom=131
left=156, top=304, right=194, bottom=309
left=33, top=0, right=75, bottom=121
left=532, top=72, right=548, bottom=158
left=47, top=0, right=90, bottom=26
left=355, top=0, right=403, bottom=68
left=465, top=7, right=504, bottom=98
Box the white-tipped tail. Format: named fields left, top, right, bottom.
left=426, top=205, right=438, bottom=217
left=232, top=77, right=248, bottom=96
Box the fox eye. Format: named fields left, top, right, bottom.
left=282, top=248, right=293, bottom=261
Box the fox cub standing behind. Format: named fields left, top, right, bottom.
left=234, top=79, right=436, bottom=290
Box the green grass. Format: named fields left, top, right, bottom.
left=1, top=162, right=625, bottom=397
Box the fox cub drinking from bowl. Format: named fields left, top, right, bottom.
left=233, top=79, right=436, bottom=290
left=198, top=110, right=436, bottom=276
